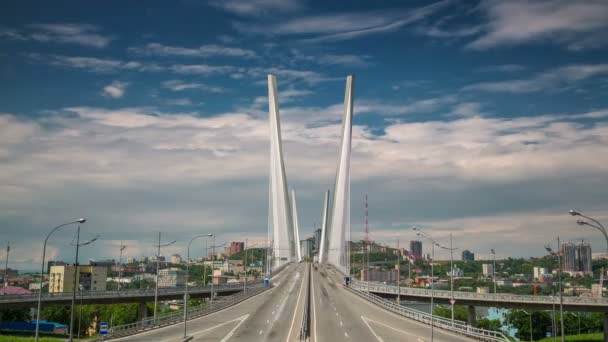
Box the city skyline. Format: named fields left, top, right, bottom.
left=2, top=0, right=608, bottom=270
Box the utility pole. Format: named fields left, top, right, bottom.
left=3, top=242, right=9, bottom=295
left=118, top=242, right=126, bottom=292
left=450, top=234, right=454, bottom=325
left=244, top=239, right=248, bottom=293
left=153, top=232, right=176, bottom=324
left=396, top=239, right=400, bottom=305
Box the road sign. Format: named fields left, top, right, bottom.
left=100, top=322, right=109, bottom=335
left=449, top=299, right=456, bottom=305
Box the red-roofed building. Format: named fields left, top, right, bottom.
left=0, top=285, right=32, bottom=295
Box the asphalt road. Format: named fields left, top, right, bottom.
left=114, top=262, right=475, bottom=341
left=310, top=264, right=475, bottom=342
left=113, top=262, right=308, bottom=342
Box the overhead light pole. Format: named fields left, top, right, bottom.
left=207, top=233, right=215, bottom=304
left=545, top=238, right=564, bottom=342
left=570, top=209, right=607, bottom=298
left=490, top=248, right=497, bottom=294
left=69, top=226, right=99, bottom=342
left=35, top=218, right=86, bottom=342
left=522, top=310, right=533, bottom=342
left=413, top=227, right=448, bottom=342
left=117, top=242, right=126, bottom=292
left=153, top=232, right=176, bottom=324
left=183, top=234, right=208, bottom=339
left=3, top=242, right=9, bottom=295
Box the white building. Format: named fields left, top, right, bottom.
left=447, top=267, right=464, bottom=277
left=170, top=254, right=182, bottom=264
left=533, top=266, right=548, bottom=280
left=158, top=268, right=185, bottom=288
left=482, top=263, right=494, bottom=277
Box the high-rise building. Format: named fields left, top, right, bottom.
left=170, top=254, right=182, bottom=264
left=561, top=241, right=593, bottom=277
left=230, top=242, right=245, bottom=255
left=409, top=240, right=422, bottom=259
left=313, top=228, right=322, bottom=251
left=482, top=263, right=494, bottom=277
left=158, top=268, right=186, bottom=288
left=533, top=266, right=548, bottom=279
left=301, top=239, right=314, bottom=260
left=49, top=264, right=107, bottom=293
left=462, top=250, right=475, bottom=261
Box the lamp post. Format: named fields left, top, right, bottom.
left=69, top=226, right=99, bottom=342
left=117, top=242, right=126, bottom=292
left=413, top=227, right=445, bottom=342
left=153, top=232, right=176, bottom=324
left=571, top=210, right=607, bottom=298
left=545, top=238, right=564, bottom=342
left=3, top=242, right=9, bottom=295
left=183, top=234, right=208, bottom=339
left=207, top=233, right=215, bottom=304
left=522, top=310, right=533, bottom=342
left=490, top=248, right=497, bottom=294
left=35, top=218, right=86, bottom=342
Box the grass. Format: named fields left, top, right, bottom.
left=536, top=332, right=603, bottom=342
left=0, top=336, right=63, bottom=342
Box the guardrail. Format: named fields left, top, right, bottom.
left=347, top=283, right=509, bottom=342
left=299, top=263, right=311, bottom=341
left=350, top=280, right=608, bottom=307
left=0, top=282, right=253, bottom=304
left=90, top=283, right=269, bottom=341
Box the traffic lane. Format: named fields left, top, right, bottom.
left=311, top=264, right=377, bottom=342
left=324, top=267, right=475, bottom=342
left=112, top=263, right=299, bottom=342
left=230, top=262, right=307, bottom=342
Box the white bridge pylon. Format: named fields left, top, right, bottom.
left=268, top=74, right=354, bottom=272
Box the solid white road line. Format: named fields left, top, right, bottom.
left=361, top=316, right=385, bottom=342
left=219, top=314, right=249, bottom=342
left=362, top=316, right=427, bottom=342
left=311, top=265, right=318, bottom=342
left=287, top=264, right=307, bottom=341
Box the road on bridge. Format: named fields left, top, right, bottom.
left=115, top=262, right=475, bottom=341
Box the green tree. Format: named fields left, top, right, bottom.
left=433, top=305, right=467, bottom=322
left=507, top=310, right=552, bottom=341
left=0, top=307, right=30, bottom=321
left=477, top=318, right=502, bottom=332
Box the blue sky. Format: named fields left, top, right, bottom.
left=2, top=0, right=608, bottom=270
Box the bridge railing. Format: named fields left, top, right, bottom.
left=0, top=282, right=254, bottom=303
left=90, top=283, right=269, bottom=341
left=347, top=282, right=510, bottom=342
left=350, top=280, right=608, bottom=306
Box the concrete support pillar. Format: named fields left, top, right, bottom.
left=467, top=305, right=476, bottom=327
left=138, top=302, right=148, bottom=320
left=603, top=313, right=608, bottom=342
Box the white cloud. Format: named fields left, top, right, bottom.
left=2, top=103, right=608, bottom=267
left=128, top=42, right=257, bottom=58
left=234, top=1, right=452, bottom=42
left=463, top=64, right=608, bottom=93
left=0, top=23, right=113, bottom=48
left=450, top=102, right=482, bottom=117
left=468, top=0, right=608, bottom=50
left=162, top=80, right=225, bottom=93
left=209, top=0, right=303, bottom=16
left=27, top=54, right=164, bottom=73
left=102, top=81, right=129, bottom=99
left=169, top=64, right=235, bottom=75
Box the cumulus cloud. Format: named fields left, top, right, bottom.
left=102, top=81, right=129, bottom=99
left=128, top=42, right=257, bottom=58
left=468, top=0, right=608, bottom=50
left=463, top=63, right=608, bottom=93
left=1, top=23, right=112, bottom=48
left=2, top=102, right=608, bottom=268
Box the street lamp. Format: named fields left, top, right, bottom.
left=3, top=242, right=9, bottom=295
left=35, top=218, right=86, bottom=342
left=522, top=310, right=533, bottom=342
left=490, top=249, right=497, bottom=294
left=207, top=233, right=215, bottom=305
left=69, top=227, right=99, bottom=342
left=545, top=238, right=565, bottom=342
left=570, top=210, right=608, bottom=253
left=117, top=242, right=126, bottom=292
left=413, top=227, right=444, bottom=342
left=183, top=234, right=208, bottom=339
left=153, top=233, right=176, bottom=324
